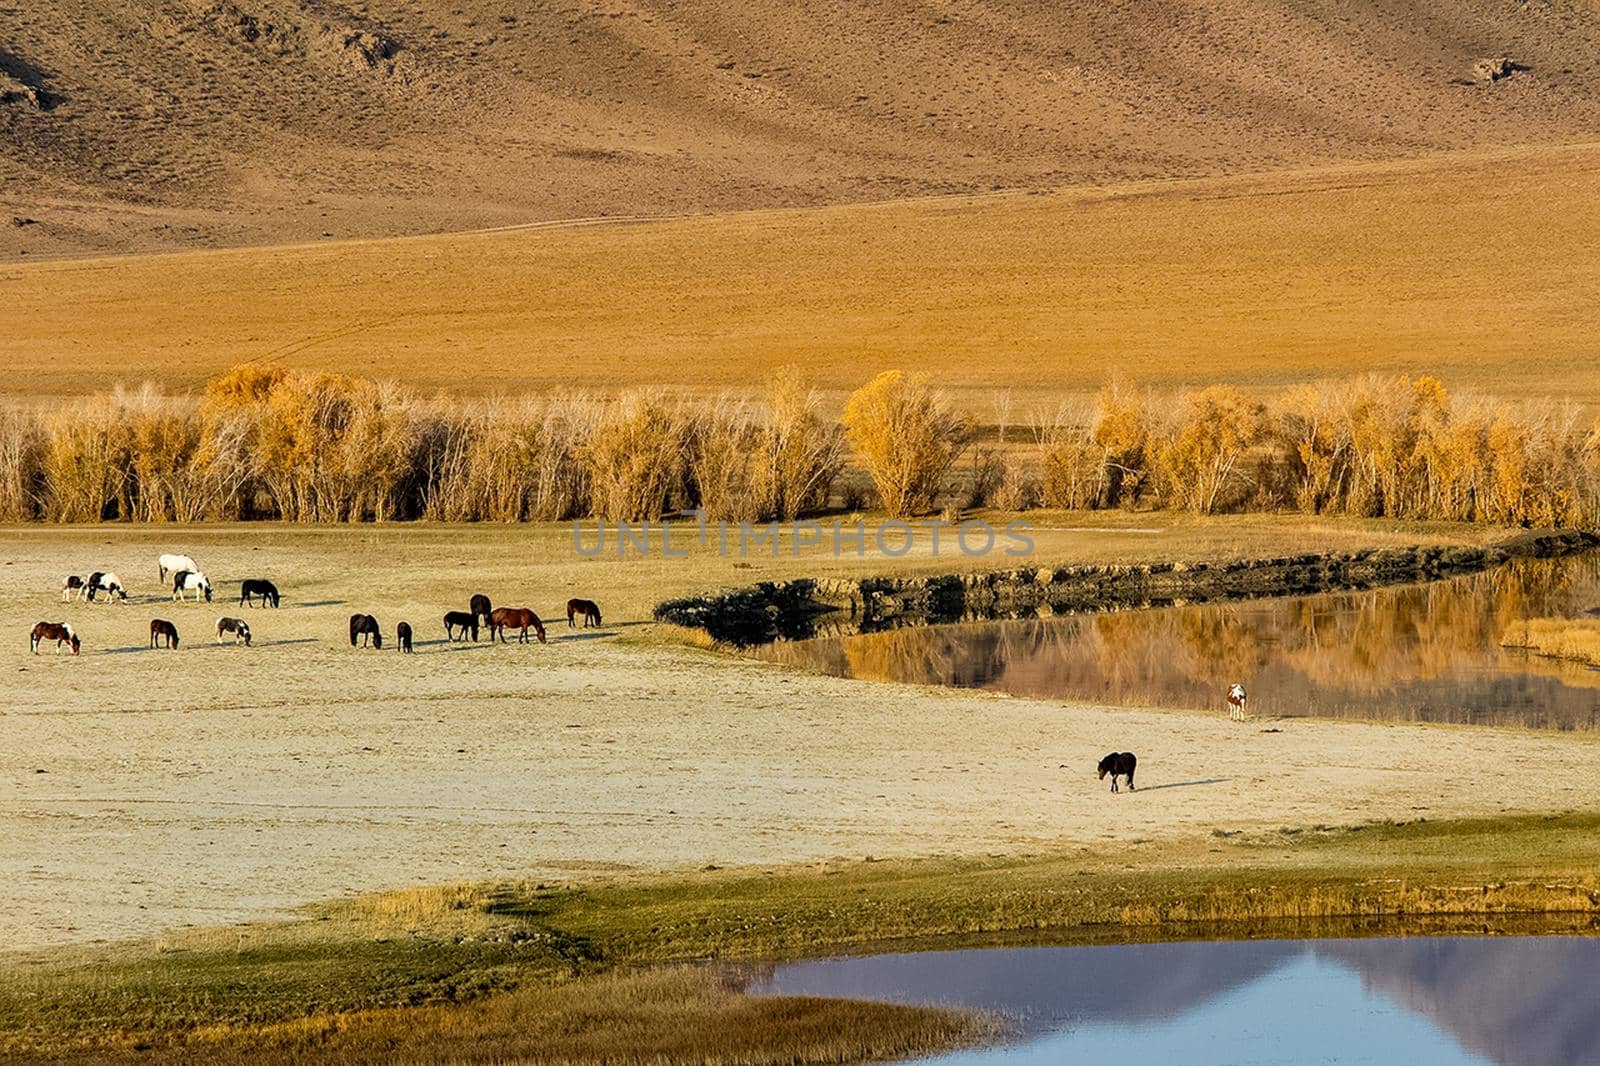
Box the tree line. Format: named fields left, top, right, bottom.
left=0, top=365, right=1595, bottom=527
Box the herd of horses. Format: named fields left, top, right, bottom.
left=32, top=552, right=604, bottom=657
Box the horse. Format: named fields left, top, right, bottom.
left=239, top=579, right=280, bottom=608
left=349, top=613, right=382, bottom=649
left=158, top=554, right=197, bottom=583
left=216, top=617, right=251, bottom=646
left=1097, top=752, right=1137, bottom=793
left=443, top=611, right=478, bottom=641
left=86, top=571, right=127, bottom=603
left=396, top=621, right=413, bottom=653
left=60, top=575, right=85, bottom=602
left=149, top=619, right=180, bottom=649
left=172, top=570, right=212, bottom=602
left=1227, top=683, right=1248, bottom=722
left=31, top=622, right=80, bottom=656
left=469, top=593, right=492, bottom=625
left=489, top=607, right=546, bottom=644
left=566, top=598, right=602, bottom=628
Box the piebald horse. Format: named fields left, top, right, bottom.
left=566, top=598, right=602, bottom=628
left=172, top=570, right=212, bottom=602
left=60, top=575, right=85, bottom=602
left=216, top=617, right=252, bottom=646
left=31, top=622, right=80, bottom=655
left=86, top=572, right=127, bottom=602
left=1227, top=683, right=1248, bottom=722
left=489, top=607, right=546, bottom=644
left=349, top=613, right=382, bottom=649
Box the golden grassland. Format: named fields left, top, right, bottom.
left=4, top=813, right=1598, bottom=1063
left=6, top=143, right=1600, bottom=404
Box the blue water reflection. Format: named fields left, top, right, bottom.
left=754, top=937, right=1600, bottom=1065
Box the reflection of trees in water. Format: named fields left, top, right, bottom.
left=759, top=555, right=1600, bottom=729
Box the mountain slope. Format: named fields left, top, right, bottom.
left=6, top=0, right=1600, bottom=258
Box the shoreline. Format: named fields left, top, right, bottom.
left=655, top=529, right=1600, bottom=645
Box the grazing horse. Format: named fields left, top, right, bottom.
left=566, top=598, right=602, bottom=628
left=61, top=575, right=85, bottom=602
left=31, top=622, right=80, bottom=655
left=158, top=554, right=198, bottom=583
left=397, top=621, right=413, bottom=653
left=172, top=570, right=212, bottom=602
left=469, top=593, right=492, bottom=626
left=443, top=611, right=478, bottom=641
left=1097, top=752, right=1137, bottom=793
left=489, top=607, right=546, bottom=644
left=149, top=619, right=180, bottom=649
left=1227, top=683, right=1248, bottom=722
left=349, top=613, right=382, bottom=649
left=216, top=617, right=251, bottom=646
left=86, top=572, right=127, bottom=603
left=239, top=579, right=280, bottom=608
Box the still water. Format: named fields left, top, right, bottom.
left=754, top=936, right=1600, bottom=1066
left=756, top=555, right=1600, bottom=730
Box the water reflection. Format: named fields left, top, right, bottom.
left=754, top=936, right=1600, bottom=1066
left=755, top=555, right=1600, bottom=730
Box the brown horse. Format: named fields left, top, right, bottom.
left=31, top=622, right=80, bottom=655
left=489, top=607, right=546, bottom=644
left=566, top=598, right=602, bottom=628
left=397, top=621, right=413, bottom=653
left=149, top=619, right=180, bottom=649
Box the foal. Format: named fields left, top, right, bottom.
left=443, top=611, right=478, bottom=641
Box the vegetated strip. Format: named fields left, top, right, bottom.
left=655, top=529, right=1600, bottom=645
left=4, top=813, right=1598, bottom=1062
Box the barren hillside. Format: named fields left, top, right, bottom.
left=6, top=0, right=1600, bottom=258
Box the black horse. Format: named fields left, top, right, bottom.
left=349, top=613, right=382, bottom=649
left=396, top=621, right=413, bottom=653
left=1097, top=752, right=1137, bottom=793
left=469, top=593, right=492, bottom=626
left=443, top=610, right=479, bottom=641
left=240, top=579, right=280, bottom=608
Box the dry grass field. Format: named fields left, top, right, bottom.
left=6, top=518, right=1598, bottom=954
left=5, top=143, right=1600, bottom=404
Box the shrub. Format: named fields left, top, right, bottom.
left=841, top=370, right=969, bottom=517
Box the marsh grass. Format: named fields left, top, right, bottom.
left=1502, top=617, right=1600, bottom=665
left=5, top=813, right=1598, bottom=1062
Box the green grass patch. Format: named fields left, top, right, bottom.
left=5, top=812, right=1599, bottom=1062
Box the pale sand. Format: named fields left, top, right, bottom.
left=3, top=523, right=1596, bottom=950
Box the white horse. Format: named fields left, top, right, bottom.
left=172, top=570, right=212, bottom=602
left=87, top=572, right=127, bottom=603
left=158, top=554, right=198, bottom=583
left=1227, top=683, right=1248, bottom=722
left=215, top=617, right=251, bottom=646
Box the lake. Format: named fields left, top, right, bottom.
left=755, top=554, right=1600, bottom=729
left=752, top=935, right=1600, bottom=1065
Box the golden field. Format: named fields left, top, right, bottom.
left=6, top=143, right=1600, bottom=405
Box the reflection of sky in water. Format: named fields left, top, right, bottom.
left=757, top=555, right=1600, bottom=729
left=755, top=937, right=1600, bottom=1066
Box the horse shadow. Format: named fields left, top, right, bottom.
left=1138, top=778, right=1230, bottom=792
left=294, top=600, right=345, bottom=608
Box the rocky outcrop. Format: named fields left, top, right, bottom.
left=654, top=530, right=1600, bottom=646
left=1473, top=57, right=1527, bottom=83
